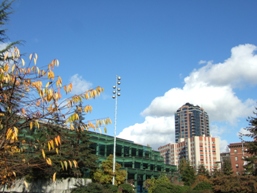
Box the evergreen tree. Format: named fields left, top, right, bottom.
left=197, top=164, right=210, bottom=177
left=0, top=0, right=19, bottom=56
left=178, top=158, right=195, bottom=186
left=221, top=157, right=233, bottom=175
left=242, top=105, right=257, bottom=175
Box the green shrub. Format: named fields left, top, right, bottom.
left=118, top=183, right=135, bottom=193
left=104, top=184, right=118, bottom=193
left=193, top=181, right=212, bottom=191
left=71, top=182, right=118, bottom=193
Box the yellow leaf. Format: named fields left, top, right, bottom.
left=34, top=120, right=39, bottom=129
left=33, top=57, right=37, bottom=65
left=48, top=71, right=55, bottom=79
left=11, top=64, right=15, bottom=72
left=35, top=53, right=38, bottom=60
left=64, top=161, right=68, bottom=170
left=46, top=158, right=52, bottom=166
left=53, top=172, right=56, bottom=182
left=68, top=160, right=72, bottom=168
left=60, top=161, right=64, bottom=170
left=70, top=124, right=74, bottom=130
left=6, top=128, right=13, bottom=139
left=54, top=137, right=59, bottom=146
left=45, top=82, right=50, bottom=88
left=72, top=160, right=78, bottom=168
left=29, top=122, right=33, bottom=130
left=24, top=181, right=28, bottom=189
left=48, top=142, right=51, bottom=151
left=84, top=92, right=89, bottom=99
left=50, top=140, right=55, bottom=149
left=13, top=171, right=16, bottom=177
left=56, top=76, right=62, bottom=87
left=41, top=149, right=45, bottom=159
left=4, top=64, right=9, bottom=72
left=21, top=58, right=25, bottom=66
left=57, top=135, right=61, bottom=145
left=56, top=148, right=59, bottom=154
left=4, top=52, right=8, bottom=60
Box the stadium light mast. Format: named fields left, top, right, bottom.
left=112, top=75, right=121, bottom=185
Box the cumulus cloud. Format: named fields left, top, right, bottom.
left=118, top=44, right=257, bottom=151
left=118, top=116, right=175, bottom=150
left=69, top=74, right=92, bottom=95
left=219, top=139, right=229, bottom=153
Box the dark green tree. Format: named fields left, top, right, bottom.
left=221, top=157, right=233, bottom=175
left=15, top=123, right=98, bottom=183
left=197, top=164, right=210, bottom=178
left=242, top=105, right=257, bottom=175
left=178, top=158, right=196, bottom=186
left=118, top=183, right=135, bottom=193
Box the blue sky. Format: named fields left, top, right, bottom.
left=5, top=0, right=257, bottom=152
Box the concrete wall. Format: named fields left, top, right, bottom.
left=0, top=178, right=92, bottom=193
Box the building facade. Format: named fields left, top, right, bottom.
left=158, top=136, right=220, bottom=172
left=175, top=103, right=210, bottom=143
left=228, top=142, right=249, bottom=175
left=88, top=131, right=177, bottom=193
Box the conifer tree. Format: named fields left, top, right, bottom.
left=178, top=158, right=195, bottom=186
left=242, top=105, right=257, bottom=175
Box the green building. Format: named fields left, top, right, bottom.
left=88, top=131, right=177, bottom=193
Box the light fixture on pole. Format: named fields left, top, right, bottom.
left=112, top=75, right=121, bottom=185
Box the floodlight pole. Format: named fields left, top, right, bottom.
left=112, top=75, right=121, bottom=185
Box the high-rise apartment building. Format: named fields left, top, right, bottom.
left=175, top=103, right=210, bottom=143
left=158, top=136, right=220, bottom=172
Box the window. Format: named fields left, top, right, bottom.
left=234, top=149, right=237, bottom=153
left=235, top=156, right=238, bottom=161
left=236, top=164, right=239, bottom=168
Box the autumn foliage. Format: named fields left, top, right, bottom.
left=0, top=0, right=111, bottom=187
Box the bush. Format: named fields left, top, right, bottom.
left=193, top=181, right=212, bottom=191
left=71, top=182, right=118, bottom=193
left=104, top=184, right=119, bottom=193
left=118, top=183, right=135, bottom=193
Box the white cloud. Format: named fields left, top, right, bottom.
left=219, top=138, right=229, bottom=153
left=237, top=127, right=251, bottom=136
left=118, top=116, right=175, bottom=150
left=69, top=74, right=92, bottom=95
left=118, top=44, right=257, bottom=151
left=198, top=60, right=207, bottom=64
left=185, top=44, right=257, bottom=88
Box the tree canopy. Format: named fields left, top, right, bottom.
left=178, top=158, right=195, bottom=186
left=242, top=105, right=257, bottom=175
left=93, top=155, right=127, bottom=186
